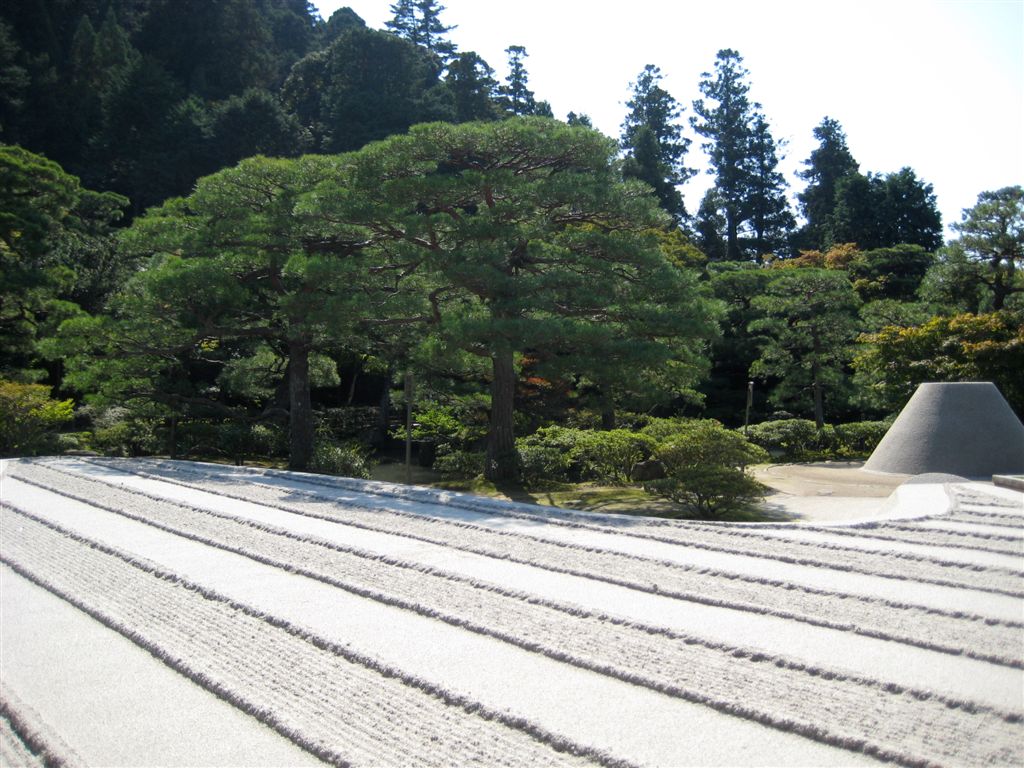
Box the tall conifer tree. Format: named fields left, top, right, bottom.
left=620, top=64, right=692, bottom=223
left=691, top=49, right=757, bottom=260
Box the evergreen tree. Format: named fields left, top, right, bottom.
left=445, top=51, right=499, bottom=122
left=695, top=189, right=728, bottom=262
left=742, top=113, right=794, bottom=259
left=416, top=0, right=457, bottom=62
left=951, top=186, right=1024, bottom=310
left=208, top=88, right=311, bottom=165
left=497, top=45, right=538, bottom=116
left=691, top=49, right=757, bottom=260
left=828, top=168, right=941, bottom=251
left=750, top=269, right=862, bottom=427
left=281, top=27, right=453, bottom=153
left=385, top=0, right=417, bottom=41
left=309, top=119, right=719, bottom=481
left=385, top=0, right=456, bottom=62
left=620, top=64, right=692, bottom=222
left=797, top=117, right=859, bottom=250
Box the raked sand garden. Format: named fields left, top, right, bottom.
left=1, top=456, right=1022, bottom=767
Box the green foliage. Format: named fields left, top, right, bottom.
left=320, top=407, right=380, bottom=439
left=749, top=268, right=862, bottom=426
left=827, top=168, right=942, bottom=251
left=281, top=26, right=453, bottom=152
left=853, top=310, right=1024, bottom=417
left=742, top=417, right=888, bottom=460
left=643, top=420, right=768, bottom=517
left=0, top=379, right=73, bottom=456
left=796, top=117, right=859, bottom=251
left=312, top=118, right=718, bottom=481
left=516, top=440, right=574, bottom=487
left=743, top=419, right=832, bottom=460
left=620, top=64, right=692, bottom=221
left=310, top=435, right=373, bottom=478
left=848, top=245, right=935, bottom=303
left=951, top=186, right=1023, bottom=311
left=408, top=397, right=489, bottom=449
left=0, top=145, right=127, bottom=376
left=515, top=426, right=656, bottom=486
left=574, top=429, right=657, bottom=485
left=832, top=421, right=890, bottom=457
left=432, top=446, right=484, bottom=479
left=89, top=406, right=160, bottom=457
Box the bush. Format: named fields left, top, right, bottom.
left=320, top=407, right=381, bottom=438
left=833, top=420, right=890, bottom=457
left=574, top=429, right=657, bottom=485
left=93, top=419, right=160, bottom=457
left=0, top=380, right=74, bottom=456
left=515, top=426, right=656, bottom=486
left=744, top=419, right=836, bottom=460
left=310, top=437, right=373, bottom=478
left=744, top=418, right=890, bottom=460
left=644, top=421, right=768, bottom=517
left=517, top=441, right=574, bottom=486
left=432, top=447, right=484, bottom=479
left=55, top=431, right=92, bottom=453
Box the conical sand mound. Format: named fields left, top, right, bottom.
left=865, top=382, right=1024, bottom=477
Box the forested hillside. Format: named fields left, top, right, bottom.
left=1, top=1, right=1021, bottom=495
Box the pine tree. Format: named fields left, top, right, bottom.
left=797, top=117, right=859, bottom=250
left=446, top=51, right=498, bottom=121
left=742, top=113, right=794, bottom=259
left=691, top=49, right=757, bottom=260
left=385, top=0, right=417, bottom=41
left=416, top=0, right=456, bottom=61
left=620, top=64, right=693, bottom=223
left=385, top=0, right=456, bottom=62
left=497, top=45, right=537, bottom=116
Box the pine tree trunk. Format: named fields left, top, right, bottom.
left=484, top=349, right=518, bottom=482
left=288, top=339, right=314, bottom=471
left=726, top=206, right=740, bottom=260
left=812, top=377, right=825, bottom=430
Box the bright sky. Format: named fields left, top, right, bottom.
left=312, top=0, right=1024, bottom=238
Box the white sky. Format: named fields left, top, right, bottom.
left=312, top=0, right=1024, bottom=238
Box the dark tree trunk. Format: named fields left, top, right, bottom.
left=288, top=339, right=314, bottom=471
left=372, top=364, right=395, bottom=447
left=812, top=366, right=825, bottom=429
left=168, top=415, right=177, bottom=460
left=484, top=349, right=518, bottom=482
left=726, top=205, right=741, bottom=261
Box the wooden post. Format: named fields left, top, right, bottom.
left=404, top=371, right=413, bottom=485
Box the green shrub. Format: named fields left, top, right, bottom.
left=644, top=421, right=768, bottom=517
left=432, top=447, right=484, bottom=479
left=55, top=431, right=92, bottom=453
left=517, top=442, right=574, bottom=486
left=638, top=417, right=693, bottom=444
left=93, top=420, right=160, bottom=457
left=744, top=419, right=836, bottom=460
left=574, top=429, right=657, bottom=485
left=833, top=421, right=890, bottom=457
left=0, top=380, right=74, bottom=456
left=515, top=426, right=656, bottom=485
left=320, top=407, right=380, bottom=438
left=310, top=437, right=373, bottom=478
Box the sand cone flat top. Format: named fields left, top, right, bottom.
left=865, top=382, right=1024, bottom=477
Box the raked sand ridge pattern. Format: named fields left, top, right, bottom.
left=1, top=457, right=1022, bottom=767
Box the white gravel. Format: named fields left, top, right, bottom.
left=2, top=456, right=1022, bottom=767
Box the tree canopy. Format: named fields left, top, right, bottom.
left=308, top=118, right=720, bottom=480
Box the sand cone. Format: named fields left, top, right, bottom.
left=864, top=382, right=1024, bottom=478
